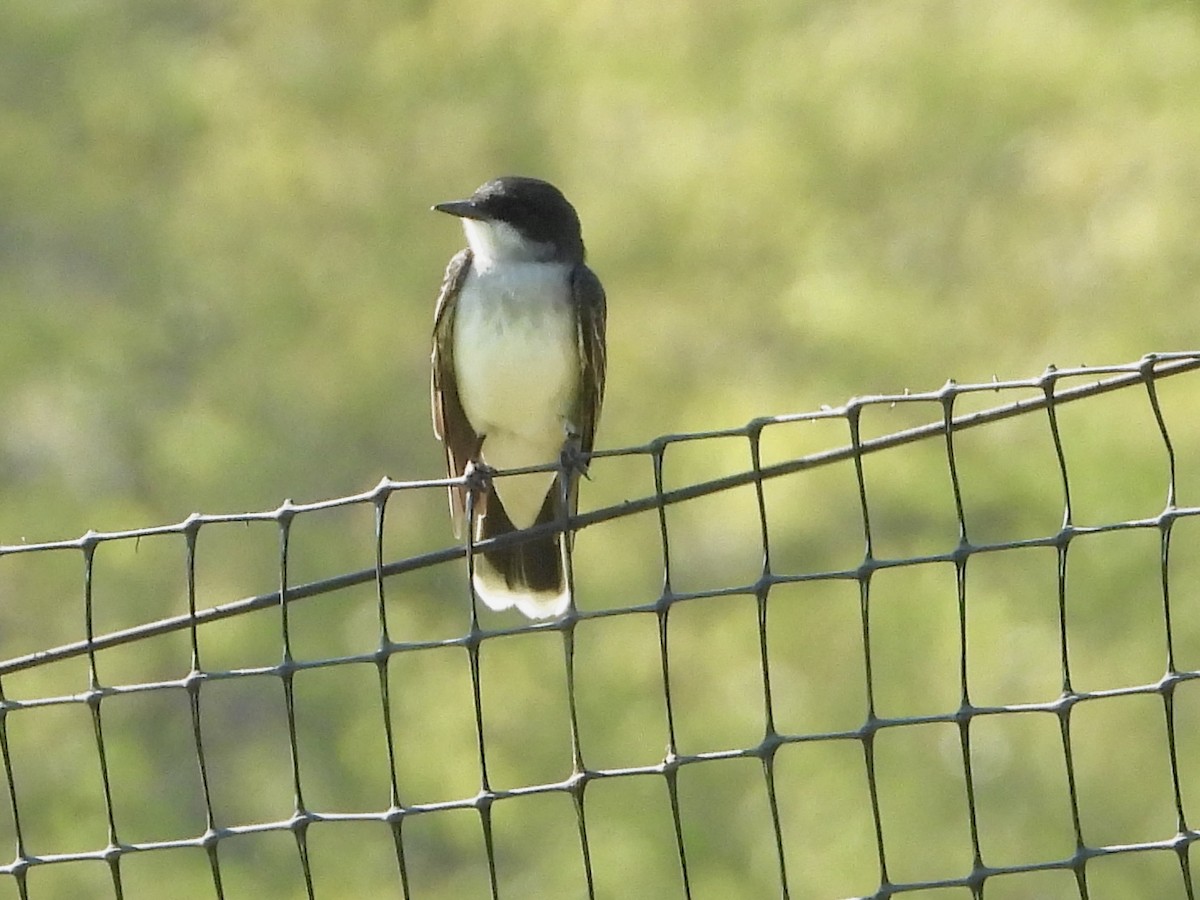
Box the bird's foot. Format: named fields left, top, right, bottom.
left=464, top=461, right=497, bottom=495
left=559, top=435, right=591, bottom=481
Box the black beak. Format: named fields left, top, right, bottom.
left=432, top=199, right=487, bottom=220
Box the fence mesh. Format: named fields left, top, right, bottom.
left=2, top=352, right=1200, bottom=899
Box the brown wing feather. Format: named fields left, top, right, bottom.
left=571, top=264, right=607, bottom=461
left=431, top=249, right=479, bottom=537
left=562, top=264, right=607, bottom=532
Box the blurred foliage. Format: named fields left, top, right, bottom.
left=2, top=0, right=1200, bottom=897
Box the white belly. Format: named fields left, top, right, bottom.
left=452, top=261, right=578, bottom=527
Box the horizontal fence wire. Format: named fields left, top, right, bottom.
left=0, top=351, right=1199, bottom=898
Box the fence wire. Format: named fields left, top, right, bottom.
left=2, top=352, right=1200, bottom=899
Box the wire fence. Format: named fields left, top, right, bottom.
left=2, top=352, right=1200, bottom=899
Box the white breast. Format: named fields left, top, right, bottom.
left=452, top=260, right=579, bottom=526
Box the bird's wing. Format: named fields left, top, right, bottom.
left=431, top=248, right=479, bottom=537
left=571, top=263, right=607, bottom=462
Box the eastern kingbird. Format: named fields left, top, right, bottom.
left=430, top=176, right=607, bottom=619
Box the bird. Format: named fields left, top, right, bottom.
left=430, top=176, right=606, bottom=619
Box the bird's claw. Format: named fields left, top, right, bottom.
left=559, top=436, right=591, bottom=480
left=464, top=461, right=496, bottom=494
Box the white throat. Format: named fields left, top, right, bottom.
left=462, top=218, right=554, bottom=265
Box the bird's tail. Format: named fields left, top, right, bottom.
left=471, top=489, right=569, bottom=619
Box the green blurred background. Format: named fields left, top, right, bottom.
left=3, top=0, right=1200, bottom=897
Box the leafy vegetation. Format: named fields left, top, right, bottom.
left=2, top=1, right=1199, bottom=897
